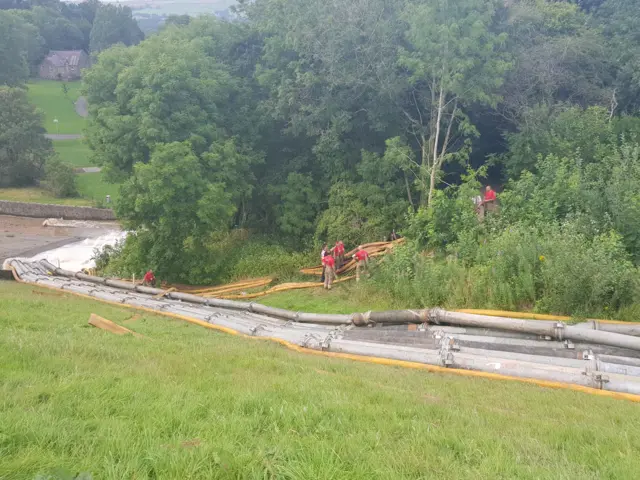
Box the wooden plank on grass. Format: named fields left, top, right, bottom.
left=88, top=313, right=144, bottom=338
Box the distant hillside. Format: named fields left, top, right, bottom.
left=101, top=0, right=236, bottom=15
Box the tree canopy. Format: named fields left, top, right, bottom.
left=77, top=0, right=640, bottom=281
left=0, top=86, right=52, bottom=187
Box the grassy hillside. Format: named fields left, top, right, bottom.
left=0, top=187, right=91, bottom=206
left=76, top=171, right=120, bottom=206
left=2, top=281, right=640, bottom=479
left=27, top=80, right=85, bottom=134
left=53, top=139, right=93, bottom=168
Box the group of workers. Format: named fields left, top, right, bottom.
left=321, top=241, right=370, bottom=290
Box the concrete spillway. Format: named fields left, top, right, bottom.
left=7, top=258, right=640, bottom=402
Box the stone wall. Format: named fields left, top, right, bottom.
left=0, top=200, right=116, bottom=221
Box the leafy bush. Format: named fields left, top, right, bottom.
left=405, top=168, right=485, bottom=256
left=94, top=230, right=314, bottom=285
left=372, top=222, right=640, bottom=318
left=41, top=157, right=78, bottom=198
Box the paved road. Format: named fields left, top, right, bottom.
left=45, top=134, right=83, bottom=140
left=75, top=96, right=88, bottom=118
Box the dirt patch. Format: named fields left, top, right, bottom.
left=0, top=214, right=120, bottom=264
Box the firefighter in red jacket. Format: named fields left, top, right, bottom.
left=353, top=246, right=369, bottom=282
left=142, top=269, right=156, bottom=287
left=332, top=240, right=345, bottom=269
left=322, top=253, right=336, bottom=290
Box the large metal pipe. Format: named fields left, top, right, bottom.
left=575, top=321, right=640, bottom=336
left=327, top=338, right=640, bottom=395
left=599, top=355, right=640, bottom=368
left=75, top=272, right=106, bottom=284
left=432, top=309, right=640, bottom=353
left=249, top=303, right=298, bottom=320
left=297, top=312, right=354, bottom=325
left=135, top=285, right=165, bottom=295
left=104, top=279, right=136, bottom=291
left=205, top=298, right=252, bottom=311
left=366, top=310, right=430, bottom=325
left=167, top=291, right=207, bottom=304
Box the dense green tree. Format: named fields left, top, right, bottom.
left=84, top=33, right=237, bottom=179
left=0, top=10, right=32, bottom=85
left=164, top=14, right=191, bottom=27
left=89, top=3, right=143, bottom=53
left=80, top=0, right=640, bottom=286
left=0, top=87, right=52, bottom=186
left=396, top=0, right=511, bottom=205
left=41, top=156, right=77, bottom=197
left=594, top=0, right=640, bottom=114
left=502, top=105, right=640, bottom=176
left=117, top=142, right=236, bottom=278
left=499, top=0, right=613, bottom=124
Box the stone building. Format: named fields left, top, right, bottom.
left=38, top=50, right=90, bottom=81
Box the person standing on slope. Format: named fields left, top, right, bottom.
left=320, top=243, right=328, bottom=283
left=142, top=269, right=156, bottom=287
left=322, top=253, right=336, bottom=290
left=333, top=240, right=345, bottom=269
left=353, top=246, right=369, bottom=282
left=479, top=185, right=498, bottom=218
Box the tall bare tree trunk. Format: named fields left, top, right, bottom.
left=428, top=86, right=445, bottom=206
left=420, top=136, right=429, bottom=206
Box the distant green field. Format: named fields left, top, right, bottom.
left=76, top=172, right=121, bottom=205
left=0, top=188, right=90, bottom=206
left=0, top=173, right=120, bottom=207
left=27, top=80, right=85, bottom=134
left=53, top=139, right=94, bottom=168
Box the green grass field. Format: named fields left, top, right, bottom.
left=76, top=171, right=120, bottom=205
left=0, top=187, right=91, bottom=206
left=2, top=281, right=640, bottom=479
left=261, top=283, right=395, bottom=314
left=53, top=139, right=94, bottom=168
left=27, top=80, right=86, bottom=134
left=0, top=171, right=120, bottom=207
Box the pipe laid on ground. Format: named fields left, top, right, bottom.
left=205, top=298, right=252, bottom=311
left=432, top=309, right=640, bottom=353
left=297, top=312, right=354, bottom=325
left=599, top=355, right=640, bottom=368
left=75, top=272, right=106, bottom=284
left=575, top=321, right=640, bottom=336
left=104, top=279, right=136, bottom=291
left=327, top=338, right=640, bottom=395
left=249, top=303, right=298, bottom=320
left=135, top=285, right=165, bottom=295
left=17, top=260, right=640, bottom=351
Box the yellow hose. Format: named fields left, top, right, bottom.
left=9, top=266, right=640, bottom=403
left=457, top=309, right=634, bottom=326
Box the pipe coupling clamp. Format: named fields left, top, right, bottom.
left=429, top=308, right=444, bottom=325
left=554, top=322, right=565, bottom=341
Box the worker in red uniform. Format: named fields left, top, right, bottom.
left=482, top=185, right=497, bottom=214
left=322, top=253, right=336, bottom=290
left=483, top=185, right=496, bottom=203
left=353, top=246, right=369, bottom=282
left=332, top=240, right=345, bottom=269
left=320, top=243, right=328, bottom=283
left=142, top=269, right=156, bottom=287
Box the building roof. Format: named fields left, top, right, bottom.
left=44, top=50, right=85, bottom=67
